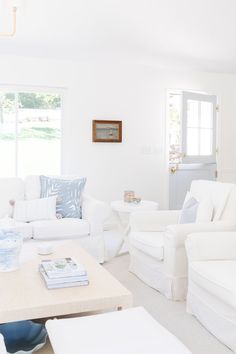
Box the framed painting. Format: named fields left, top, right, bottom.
left=92, top=120, right=122, bottom=142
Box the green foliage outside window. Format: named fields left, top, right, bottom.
left=0, top=92, right=61, bottom=110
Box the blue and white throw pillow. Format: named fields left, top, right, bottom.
left=40, top=176, right=86, bottom=218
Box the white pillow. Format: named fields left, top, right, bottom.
left=179, top=191, right=214, bottom=224
left=196, top=197, right=214, bottom=223
left=179, top=194, right=199, bottom=224
left=13, top=196, right=57, bottom=222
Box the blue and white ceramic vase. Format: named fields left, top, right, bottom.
left=0, top=230, right=22, bottom=272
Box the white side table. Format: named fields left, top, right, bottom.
left=111, top=200, right=159, bottom=256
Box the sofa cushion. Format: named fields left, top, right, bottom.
left=129, top=231, right=164, bottom=261
left=0, top=217, right=32, bottom=240
left=31, top=218, right=90, bottom=240
left=13, top=197, right=57, bottom=222
left=190, top=260, right=236, bottom=309
left=40, top=176, right=86, bottom=218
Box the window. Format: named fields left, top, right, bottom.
left=168, top=91, right=216, bottom=164
left=182, top=92, right=216, bottom=163
left=0, top=90, right=62, bottom=177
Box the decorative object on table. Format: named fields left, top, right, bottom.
left=40, top=175, right=86, bottom=218
left=132, top=197, right=142, bottom=204
left=123, top=191, right=141, bottom=204
left=124, top=191, right=135, bottom=203
left=37, top=243, right=53, bottom=256
left=0, top=230, right=22, bottom=272
left=39, top=257, right=89, bottom=289
left=0, top=320, right=47, bottom=354
left=92, top=120, right=122, bottom=142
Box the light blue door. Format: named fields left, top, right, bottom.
left=169, top=91, right=217, bottom=209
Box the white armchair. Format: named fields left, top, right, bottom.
left=186, top=232, right=236, bottom=352
left=129, top=180, right=236, bottom=301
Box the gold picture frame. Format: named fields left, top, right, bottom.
left=92, top=120, right=122, bottom=143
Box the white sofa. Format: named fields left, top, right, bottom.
left=129, top=180, right=236, bottom=300
left=0, top=176, right=110, bottom=263
left=186, top=232, right=236, bottom=352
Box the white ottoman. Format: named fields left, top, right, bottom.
left=46, top=307, right=192, bottom=354
left=0, top=334, right=7, bottom=354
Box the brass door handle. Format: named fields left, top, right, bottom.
left=170, top=164, right=179, bottom=173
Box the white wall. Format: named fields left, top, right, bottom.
left=0, top=55, right=236, bottom=207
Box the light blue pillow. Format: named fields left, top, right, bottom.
left=179, top=196, right=199, bottom=224
left=40, top=176, right=86, bottom=218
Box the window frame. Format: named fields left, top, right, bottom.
left=0, top=85, right=65, bottom=177
left=182, top=91, right=217, bottom=164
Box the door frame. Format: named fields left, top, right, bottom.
left=166, top=88, right=221, bottom=208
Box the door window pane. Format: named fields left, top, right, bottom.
left=200, top=129, right=212, bottom=155
left=200, top=102, right=213, bottom=129
left=187, top=100, right=199, bottom=128
left=187, top=128, right=199, bottom=155
left=186, top=99, right=214, bottom=157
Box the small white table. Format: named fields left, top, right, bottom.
left=111, top=200, right=159, bottom=256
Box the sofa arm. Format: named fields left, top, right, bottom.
left=82, top=195, right=111, bottom=236
left=186, top=232, right=236, bottom=261
left=129, top=210, right=180, bottom=232
left=166, top=221, right=236, bottom=248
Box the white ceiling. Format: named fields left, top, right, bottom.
left=1, top=0, right=236, bottom=73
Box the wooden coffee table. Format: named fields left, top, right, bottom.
left=0, top=240, right=133, bottom=324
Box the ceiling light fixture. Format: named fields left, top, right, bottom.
left=0, top=6, right=17, bottom=37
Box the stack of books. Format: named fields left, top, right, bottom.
left=39, top=257, right=89, bottom=289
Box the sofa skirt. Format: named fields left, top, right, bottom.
left=129, top=247, right=187, bottom=301
left=187, top=281, right=236, bottom=352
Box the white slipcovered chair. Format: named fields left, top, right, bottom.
left=129, top=180, right=236, bottom=301
left=186, top=232, right=236, bottom=352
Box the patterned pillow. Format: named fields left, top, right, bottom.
left=40, top=176, right=86, bottom=218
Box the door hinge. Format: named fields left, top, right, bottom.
left=215, top=170, right=218, bottom=178
left=216, top=105, right=220, bottom=112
